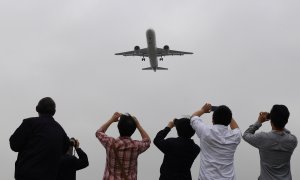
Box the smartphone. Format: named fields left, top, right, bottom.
left=211, top=106, right=219, bottom=111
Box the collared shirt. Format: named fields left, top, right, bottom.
left=154, top=127, right=200, bottom=180
left=190, top=116, right=241, bottom=180
left=243, top=122, right=298, bottom=180
left=96, top=129, right=151, bottom=180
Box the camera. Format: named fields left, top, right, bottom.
left=70, top=137, right=78, bottom=147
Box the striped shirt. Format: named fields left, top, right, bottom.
left=96, top=130, right=151, bottom=180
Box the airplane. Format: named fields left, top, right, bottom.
left=115, top=29, right=193, bottom=72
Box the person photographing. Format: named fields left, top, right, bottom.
left=57, top=138, right=89, bottom=180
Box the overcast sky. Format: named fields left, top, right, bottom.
left=1, top=0, right=300, bottom=179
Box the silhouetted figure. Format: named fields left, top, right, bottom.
left=10, top=97, right=70, bottom=180
left=191, top=103, right=241, bottom=180
left=57, top=138, right=89, bottom=180
left=154, top=117, right=200, bottom=180
left=96, top=112, right=151, bottom=180
left=243, top=105, right=298, bottom=180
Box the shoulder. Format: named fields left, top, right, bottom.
left=23, top=117, right=39, bottom=123
left=133, top=138, right=151, bottom=146
left=97, top=132, right=114, bottom=141
left=231, top=128, right=242, bottom=136
left=20, top=117, right=41, bottom=128
left=249, top=131, right=271, bottom=139
left=285, top=131, right=298, bottom=144
left=192, top=140, right=200, bottom=151
left=162, top=137, right=177, bottom=145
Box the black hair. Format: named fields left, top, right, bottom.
left=212, top=105, right=232, bottom=126
left=117, top=114, right=137, bottom=137
left=36, top=97, right=56, bottom=116
left=270, top=104, right=289, bottom=129
left=175, top=118, right=195, bottom=138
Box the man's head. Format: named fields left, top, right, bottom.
left=117, top=114, right=137, bottom=137
left=270, top=104, right=289, bottom=129
left=36, top=97, right=56, bottom=116
left=212, top=105, right=232, bottom=126
left=174, top=118, right=195, bottom=138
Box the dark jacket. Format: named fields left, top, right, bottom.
left=57, top=148, right=89, bottom=180
left=10, top=115, right=70, bottom=180
left=154, top=127, right=200, bottom=180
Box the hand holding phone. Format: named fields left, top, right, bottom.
left=211, top=106, right=219, bottom=111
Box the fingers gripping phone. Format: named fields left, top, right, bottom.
left=211, top=106, right=219, bottom=111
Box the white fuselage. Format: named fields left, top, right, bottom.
left=146, top=29, right=158, bottom=71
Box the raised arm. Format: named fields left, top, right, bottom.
left=242, top=112, right=268, bottom=148
left=154, top=121, right=174, bottom=153
left=230, top=118, right=239, bottom=129
left=192, top=103, right=211, bottom=117
left=74, top=139, right=89, bottom=170
left=98, top=112, right=121, bottom=133
left=133, top=116, right=151, bottom=141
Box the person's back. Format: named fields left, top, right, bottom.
left=96, top=112, right=151, bottom=180
left=9, top=97, right=70, bottom=180
left=258, top=131, right=296, bottom=179
left=191, top=104, right=241, bottom=180
left=105, top=137, right=148, bottom=178
left=154, top=118, right=200, bottom=180
left=243, top=105, right=297, bottom=180
left=57, top=138, right=89, bottom=180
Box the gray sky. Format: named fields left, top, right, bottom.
left=1, top=0, right=300, bottom=179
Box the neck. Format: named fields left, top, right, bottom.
left=272, top=127, right=284, bottom=132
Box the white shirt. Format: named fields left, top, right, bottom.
left=191, top=116, right=241, bottom=180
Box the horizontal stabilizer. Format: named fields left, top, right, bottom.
left=156, top=67, right=168, bottom=70
left=142, top=67, right=153, bottom=70
left=142, top=67, right=168, bottom=71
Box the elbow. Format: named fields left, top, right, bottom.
left=84, top=160, right=89, bottom=168
left=242, top=134, right=249, bottom=142
left=153, top=139, right=158, bottom=146
left=153, top=136, right=160, bottom=145
left=9, top=138, right=20, bottom=152
left=144, top=138, right=151, bottom=145
left=10, top=143, right=20, bottom=152
left=95, top=129, right=102, bottom=138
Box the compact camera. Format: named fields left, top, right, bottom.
left=70, top=137, right=78, bottom=147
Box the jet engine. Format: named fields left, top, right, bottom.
left=134, top=46, right=140, bottom=55
left=134, top=46, right=140, bottom=51
left=163, top=45, right=169, bottom=51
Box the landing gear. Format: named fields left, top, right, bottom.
left=159, top=57, right=163, bottom=61
left=142, top=58, right=145, bottom=61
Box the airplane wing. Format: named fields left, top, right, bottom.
left=156, top=48, right=193, bottom=56
left=115, top=48, right=149, bottom=57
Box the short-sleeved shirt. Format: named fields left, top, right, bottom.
left=243, top=122, right=298, bottom=180
left=96, top=129, right=150, bottom=180
left=190, top=116, right=241, bottom=180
